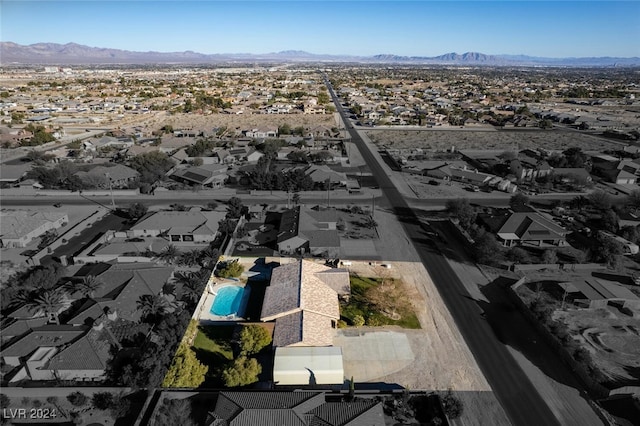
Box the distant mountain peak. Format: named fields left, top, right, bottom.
left=1, top=42, right=638, bottom=66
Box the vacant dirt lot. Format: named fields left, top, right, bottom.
left=130, top=112, right=338, bottom=134
left=366, top=129, right=623, bottom=152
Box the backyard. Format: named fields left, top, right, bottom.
left=340, top=275, right=420, bottom=329
left=191, top=325, right=234, bottom=387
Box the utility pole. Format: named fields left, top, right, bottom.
left=105, top=172, right=115, bottom=210
left=371, top=195, right=375, bottom=218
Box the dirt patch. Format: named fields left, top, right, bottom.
left=367, top=129, right=622, bottom=152
left=554, top=306, right=640, bottom=384
left=132, top=112, right=338, bottom=135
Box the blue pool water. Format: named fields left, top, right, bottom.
left=210, top=286, right=245, bottom=316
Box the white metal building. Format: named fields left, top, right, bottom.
left=273, top=346, right=344, bottom=386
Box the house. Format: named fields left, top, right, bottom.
left=277, top=207, right=341, bottom=257
left=551, top=167, right=592, bottom=184
left=1, top=325, right=85, bottom=368
left=24, top=324, right=120, bottom=382
left=129, top=210, right=227, bottom=243
left=74, top=164, right=140, bottom=188
left=510, top=158, right=552, bottom=182
left=65, top=263, right=175, bottom=324
left=305, top=165, right=347, bottom=186
left=0, top=210, right=68, bottom=248
left=206, top=391, right=384, bottom=426
left=261, top=259, right=348, bottom=347
left=0, top=164, right=32, bottom=185
left=168, top=163, right=228, bottom=188
left=591, top=155, right=639, bottom=184
left=557, top=279, right=640, bottom=309
left=245, top=149, right=264, bottom=163
left=244, top=127, right=278, bottom=138
left=449, top=166, right=494, bottom=186
left=478, top=207, right=568, bottom=247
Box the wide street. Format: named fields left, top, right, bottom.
left=325, top=76, right=565, bottom=425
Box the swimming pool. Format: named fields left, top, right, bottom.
left=210, top=286, right=246, bottom=316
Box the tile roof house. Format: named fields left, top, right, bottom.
left=1, top=325, right=86, bottom=367
left=277, top=207, right=341, bottom=257
left=65, top=263, right=174, bottom=324
left=305, top=165, right=347, bottom=185
left=0, top=210, right=68, bottom=248
left=74, top=164, right=140, bottom=188
left=207, top=391, right=384, bottom=426
left=478, top=207, right=567, bottom=247
left=168, top=163, right=228, bottom=188
left=129, top=210, right=227, bottom=243
left=261, top=260, right=348, bottom=347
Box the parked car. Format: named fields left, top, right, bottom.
left=428, top=180, right=440, bottom=186
left=53, top=203, right=61, bottom=208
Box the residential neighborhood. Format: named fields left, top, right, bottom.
left=2, top=44, right=640, bottom=426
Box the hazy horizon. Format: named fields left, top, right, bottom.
left=2, top=1, right=639, bottom=58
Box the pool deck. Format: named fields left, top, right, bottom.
left=195, top=278, right=249, bottom=323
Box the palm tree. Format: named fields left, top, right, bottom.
left=174, top=271, right=205, bottom=304
left=64, top=275, right=103, bottom=299
left=362, top=216, right=378, bottom=229
left=23, top=288, right=68, bottom=325
left=136, top=294, right=168, bottom=319
left=179, top=249, right=201, bottom=267
left=157, top=244, right=179, bottom=264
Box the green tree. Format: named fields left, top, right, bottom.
left=509, top=193, right=530, bottom=209
left=91, top=392, right=114, bottom=410
left=226, top=197, right=245, bottom=219
left=446, top=198, right=477, bottom=229
left=129, top=151, right=175, bottom=184
left=127, top=203, right=148, bottom=220
left=238, top=325, right=272, bottom=355
left=278, top=123, right=291, bottom=135
left=352, top=314, right=365, bottom=327
left=161, top=344, right=208, bottom=388
left=292, top=192, right=301, bottom=205
left=472, top=230, right=504, bottom=265
left=588, top=190, right=612, bottom=211
left=152, top=398, right=197, bottom=426
left=441, top=390, right=464, bottom=419
left=67, top=391, right=88, bottom=407
left=508, top=247, right=531, bottom=264
left=222, top=356, right=262, bottom=387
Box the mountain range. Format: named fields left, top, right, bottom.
left=1, top=42, right=639, bottom=67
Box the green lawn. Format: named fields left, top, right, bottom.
left=341, top=276, right=421, bottom=329
left=191, top=325, right=235, bottom=386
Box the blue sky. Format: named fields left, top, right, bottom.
left=2, top=1, right=639, bottom=57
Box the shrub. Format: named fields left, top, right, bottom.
left=352, top=314, right=365, bottom=327
left=92, top=392, right=114, bottom=410
left=218, top=261, right=244, bottom=278
left=67, top=391, right=88, bottom=407
left=441, top=390, right=463, bottom=419
left=0, top=394, right=10, bottom=408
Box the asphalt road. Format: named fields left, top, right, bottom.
left=325, top=76, right=561, bottom=426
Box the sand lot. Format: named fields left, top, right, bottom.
left=129, top=112, right=339, bottom=134
left=366, top=129, right=623, bottom=152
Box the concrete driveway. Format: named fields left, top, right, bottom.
left=334, top=329, right=414, bottom=382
